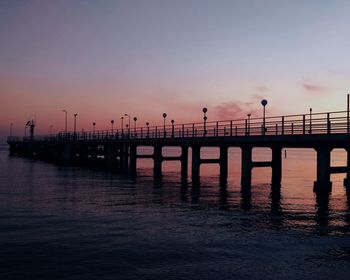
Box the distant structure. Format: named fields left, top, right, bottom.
left=25, top=119, right=36, bottom=141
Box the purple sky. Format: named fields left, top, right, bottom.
left=1, top=0, right=350, bottom=142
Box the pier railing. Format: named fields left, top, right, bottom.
left=7, top=110, right=350, bottom=142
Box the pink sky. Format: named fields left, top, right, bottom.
left=1, top=1, right=350, bottom=142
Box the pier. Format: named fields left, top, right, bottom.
left=7, top=109, right=350, bottom=193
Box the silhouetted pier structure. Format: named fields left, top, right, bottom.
left=7, top=109, right=350, bottom=193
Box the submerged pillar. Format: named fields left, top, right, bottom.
left=191, top=145, right=201, bottom=184
left=181, top=146, right=188, bottom=182
left=153, top=145, right=162, bottom=177
left=219, top=145, right=228, bottom=184
left=313, top=146, right=332, bottom=192
left=271, top=146, right=282, bottom=187
left=241, top=146, right=252, bottom=187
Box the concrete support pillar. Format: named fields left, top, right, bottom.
left=313, top=146, right=332, bottom=192
left=241, top=146, right=252, bottom=187
left=129, top=145, right=137, bottom=175
left=181, top=146, right=188, bottom=182
left=219, top=145, right=228, bottom=184
left=191, top=146, right=201, bottom=183
left=344, top=148, right=350, bottom=189
left=271, top=147, right=282, bottom=187
left=153, top=145, right=162, bottom=177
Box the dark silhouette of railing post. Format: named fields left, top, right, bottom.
left=281, top=116, right=284, bottom=135
left=302, top=115, right=306, bottom=134
left=230, top=121, right=233, bottom=136
left=347, top=94, right=349, bottom=133
left=327, top=113, right=331, bottom=134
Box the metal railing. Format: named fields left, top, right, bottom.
left=7, top=110, right=350, bottom=143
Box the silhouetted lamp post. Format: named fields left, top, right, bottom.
left=309, top=108, right=312, bottom=134
left=124, top=114, right=130, bottom=136
left=133, top=117, right=137, bottom=136
left=111, top=120, right=114, bottom=133
left=261, top=99, right=268, bottom=135
left=171, top=119, right=175, bottom=137
left=146, top=122, right=150, bottom=138
left=202, top=107, right=208, bottom=136
left=121, top=116, right=124, bottom=135
left=162, top=113, right=167, bottom=137
left=10, top=123, right=13, bottom=137
left=62, top=110, right=68, bottom=133
left=247, top=113, right=251, bottom=135
left=93, top=122, right=96, bottom=134
left=73, top=113, right=78, bottom=135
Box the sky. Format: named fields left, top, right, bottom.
left=1, top=0, right=350, bottom=142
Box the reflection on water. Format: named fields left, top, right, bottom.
left=1, top=146, right=350, bottom=279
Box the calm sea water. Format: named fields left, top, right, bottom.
left=0, top=144, right=350, bottom=279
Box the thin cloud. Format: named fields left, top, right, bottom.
left=303, top=83, right=327, bottom=94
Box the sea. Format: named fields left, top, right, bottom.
left=0, top=144, right=349, bottom=279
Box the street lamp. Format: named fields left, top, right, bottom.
left=261, top=99, right=268, bottom=135
left=133, top=117, right=137, bottom=137
left=73, top=113, right=78, bottom=135
left=121, top=116, right=124, bottom=135
left=247, top=113, right=251, bottom=135
left=146, top=122, right=150, bottom=138
left=171, top=119, right=175, bottom=137
left=124, top=114, right=130, bottom=136
left=202, top=107, right=208, bottom=136
left=111, top=120, right=114, bottom=134
left=309, top=108, right=312, bottom=134
left=62, top=109, right=68, bottom=133
left=93, top=122, right=96, bottom=134
left=162, top=113, right=167, bottom=137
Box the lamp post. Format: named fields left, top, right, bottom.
left=133, top=117, right=137, bottom=137
left=93, top=122, right=96, bottom=134
left=162, top=113, right=167, bottom=137
left=146, top=122, right=150, bottom=138
left=171, top=119, right=175, bottom=137
left=309, top=108, right=312, bottom=134
left=111, top=120, right=114, bottom=134
left=124, top=114, right=130, bottom=136
left=121, top=116, right=124, bottom=136
left=247, top=113, right=251, bottom=135
left=202, top=107, right=208, bottom=136
left=62, top=109, right=68, bottom=133
left=261, top=99, right=268, bottom=135
left=73, top=113, right=78, bottom=135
